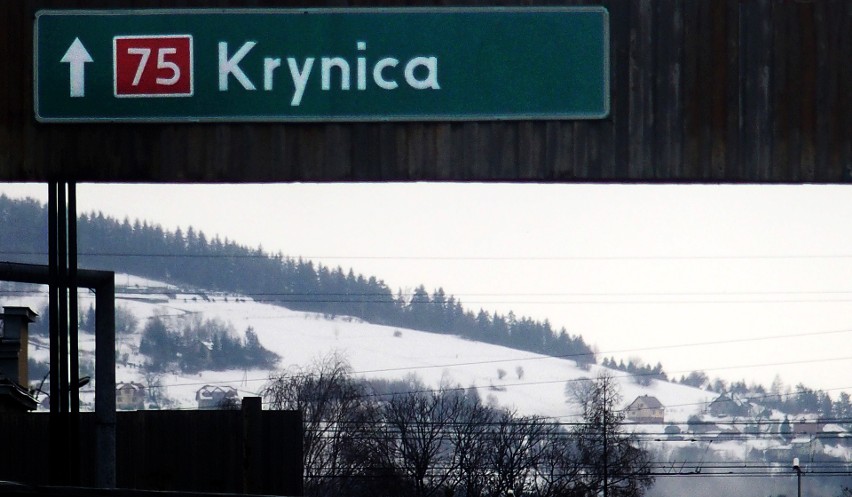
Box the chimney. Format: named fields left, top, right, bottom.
left=0, top=306, right=37, bottom=385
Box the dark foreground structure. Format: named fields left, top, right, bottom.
left=0, top=400, right=303, bottom=495
left=1, top=0, right=849, bottom=184
left=0, top=484, right=288, bottom=497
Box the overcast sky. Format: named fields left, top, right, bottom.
left=2, top=182, right=851, bottom=397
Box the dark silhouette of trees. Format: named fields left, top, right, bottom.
left=139, top=314, right=278, bottom=373
left=380, top=380, right=465, bottom=497
left=600, top=357, right=667, bottom=386
left=264, top=355, right=384, bottom=497
left=530, top=423, right=582, bottom=497
left=487, top=409, right=549, bottom=497
left=263, top=361, right=655, bottom=497
left=677, top=370, right=709, bottom=389
left=446, top=390, right=495, bottom=497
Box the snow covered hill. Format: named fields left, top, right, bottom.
left=6, top=274, right=850, bottom=468
left=16, top=275, right=709, bottom=417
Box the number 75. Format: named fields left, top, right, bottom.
left=127, top=47, right=181, bottom=86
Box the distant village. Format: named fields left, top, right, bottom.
left=114, top=382, right=239, bottom=411
left=99, top=383, right=850, bottom=466
left=625, top=393, right=850, bottom=463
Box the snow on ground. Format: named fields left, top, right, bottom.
left=6, top=274, right=850, bottom=465
left=135, top=286, right=713, bottom=421
left=15, top=274, right=713, bottom=421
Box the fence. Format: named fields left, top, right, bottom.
left=0, top=401, right=302, bottom=495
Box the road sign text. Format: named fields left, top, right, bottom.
left=219, top=41, right=440, bottom=106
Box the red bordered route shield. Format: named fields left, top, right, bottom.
left=113, top=35, right=193, bottom=97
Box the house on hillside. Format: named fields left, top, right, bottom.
left=794, top=418, right=827, bottom=436
left=821, top=423, right=849, bottom=438
left=196, top=385, right=239, bottom=409
left=625, top=395, right=665, bottom=424
left=708, top=392, right=751, bottom=417
left=116, top=382, right=146, bottom=410
left=791, top=436, right=825, bottom=457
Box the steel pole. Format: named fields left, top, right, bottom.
left=797, top=468, right=801, bottom=497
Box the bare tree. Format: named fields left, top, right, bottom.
left=264, top=354, right=381, bottom=497
left=380, top=381, right=465, bottom=497
left=445, top=389, right=495, bottom=497
left=530, top=423, right=584, bottom=497
left=485, top=409, right=549, bottom=497
left=143, top=370, right=165, bottom=408
left=262, top=366, right=655, bottom=497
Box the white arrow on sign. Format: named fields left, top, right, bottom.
left=60, top=38, right=93, bottom=98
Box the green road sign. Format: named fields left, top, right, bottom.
left=35, top=8, right=609, bottom=122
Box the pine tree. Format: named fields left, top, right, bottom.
left=780, top=416, right=793, bottom=442
left=565, top=373, right=654, bottom=497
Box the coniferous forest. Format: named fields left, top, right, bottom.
left=0, top=194, right=595, bottom=365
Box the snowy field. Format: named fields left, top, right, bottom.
left=6, top=274, right=849, bottom=466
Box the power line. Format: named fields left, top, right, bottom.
left=10, top=249, right=852, bottom=261
left=28, top=330, right=852, bottom=404
left=12, top=290, right=852, bottom=378
left=10, top=285, right=852, bottom=416
left=13, top=287, right=852, bottom=374
left=354, top=357, right=852, bottom=404
left=344, top=327, right=852, bottom=375
left=17, top=286, right=852, bottom=299
left=12, top=277, right=852, bottom=301
left=12, top=289, right=852, bottom=306
left=102, top=363, right=852, bottom=422
left=125, top=354, right=852, bottom=397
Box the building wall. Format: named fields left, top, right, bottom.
left=1, top=0, right=849, bottom=183
left=0, top=408, right=303, bottom=494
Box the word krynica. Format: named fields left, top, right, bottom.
left=219, top=41, right=441, bottom=106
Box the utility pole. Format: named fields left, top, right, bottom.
left=793, top=458, right=802, bottom=497
left=47, top=182, right=82, bottom=485
left=602, top=379, right=608, bottom=497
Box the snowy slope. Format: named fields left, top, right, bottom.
left=8, top=274, right=850, bottom=466
left=15, top=274, right=711, bottom=420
